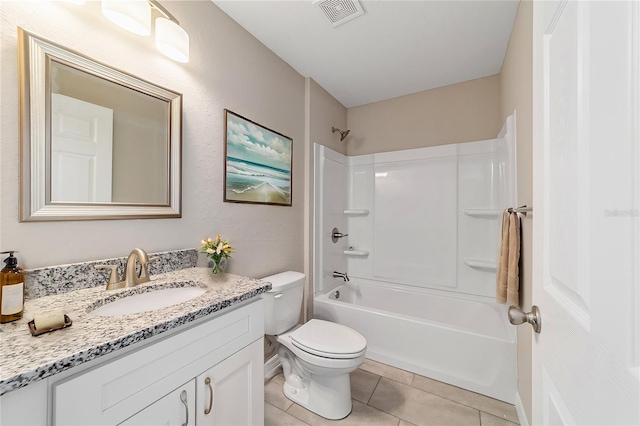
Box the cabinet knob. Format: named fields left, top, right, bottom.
left=204, top=377, right=214, bottom=415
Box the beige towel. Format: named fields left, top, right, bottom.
left=496, top=210, right=521, bottom=306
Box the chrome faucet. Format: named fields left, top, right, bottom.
left=95, top=248, right=157, bottom=290
left=333, top=271, right=350, bottom=282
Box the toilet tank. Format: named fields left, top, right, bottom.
left=261, top=271, right=305, bottom=335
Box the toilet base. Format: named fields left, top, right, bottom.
left=275, top=321, right=366, bottom=420
left=282, top=374, right=353, bottom=420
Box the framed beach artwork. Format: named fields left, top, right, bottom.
left=224, top=110, right=293, bottom=206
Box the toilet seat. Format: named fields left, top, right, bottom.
left=290, top=319, right=367, bottom=359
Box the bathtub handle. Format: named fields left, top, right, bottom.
left=274, top=293, right=283, bottom=299
left=508, top=305, right=542, bottom=334
left=331, top=227, right=349, bottom=243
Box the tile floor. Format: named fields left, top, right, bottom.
left=265, top=359, right=520, bottom=426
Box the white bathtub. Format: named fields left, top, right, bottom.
left=314, top=280, right=516, bottom=403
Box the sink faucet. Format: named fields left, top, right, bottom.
left=95, top=248, right=157, bottom=290
left=333, top=271, right=350, bottom=282
left=124, top=248, right=153, bottom=287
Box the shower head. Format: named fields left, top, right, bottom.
left=332, top=127, right=351, bottom=141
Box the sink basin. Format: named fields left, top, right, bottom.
left=90, top=287, right=207, bottom=316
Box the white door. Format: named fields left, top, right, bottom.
left=532, top=1, right=640, bottom=425
left=196, top=339, right=264, bottom=426
left=51, top=93, right=113, bottom=202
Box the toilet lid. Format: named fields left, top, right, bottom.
left=290, top=319, right=367, bottom=359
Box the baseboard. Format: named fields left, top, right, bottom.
left=515, top=391, right=529, bottom=426
left=264, top=354, right=281, bottom=382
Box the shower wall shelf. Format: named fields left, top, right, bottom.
left=462, top=209, right=502, bottom=218
left=463, top=258, right=497, bottom=270
left=344, top=249, right=369, bottom=256
left=344, top=209, right=370, bottom=216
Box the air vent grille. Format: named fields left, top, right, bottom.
left=313, top=0, right=365, bottom=27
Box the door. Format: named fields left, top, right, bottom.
left=119, top=380, right=195, bottom=426
left=196, top=339, right=264, bottom=426
left=532, top=1, right=640, bottom=425
left=51, top=93, right=113, bottom=202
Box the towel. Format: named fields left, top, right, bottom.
left=496, top=210, right=521, bottom=306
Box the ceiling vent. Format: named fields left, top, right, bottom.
left=313, top=0, right=365, bottom=28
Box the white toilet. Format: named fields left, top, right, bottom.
left=262, top=271, right=367, bottom=420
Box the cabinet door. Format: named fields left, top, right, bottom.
left=119, top=380, right=195, bottom=426
left=196, top=339, right=264, bottom=426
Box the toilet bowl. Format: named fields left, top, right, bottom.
left=261, top=271, right=367, bottom=420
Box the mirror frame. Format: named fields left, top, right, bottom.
left=18, top=28, right=182, bottom=221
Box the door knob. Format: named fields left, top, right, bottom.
left=508, top=305, right=542, bottom=333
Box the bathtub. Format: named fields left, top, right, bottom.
left=314, top=280, right=516, bottom=403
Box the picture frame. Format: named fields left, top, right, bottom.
left=224, top=110, right=293, bottom=206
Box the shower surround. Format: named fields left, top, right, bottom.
left=313, top=116, right=517, bottom=403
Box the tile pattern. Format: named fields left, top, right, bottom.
left=0, top=267, right=270, bottom=395
left=411, top=375, right=519, bottom=423
left=266, top=360, right=520, bottom=426
left=369, top=378, right=481, bottom=426
left=24, top=248, right=198, bottom=300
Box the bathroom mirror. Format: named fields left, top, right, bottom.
left=18, top=28, right=182, bottom=221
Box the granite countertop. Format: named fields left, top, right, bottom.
left=0, top=267, right=271, bottom=396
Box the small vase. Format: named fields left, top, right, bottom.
left=208, top=257, right=227, bottom=275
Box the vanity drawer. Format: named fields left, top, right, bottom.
left=53, top=299, right=264, bottom=426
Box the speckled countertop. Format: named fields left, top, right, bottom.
left=0, top=267, right=271, bottom=396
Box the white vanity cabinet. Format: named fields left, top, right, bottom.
left=1, top=299, right=264, bottom=426
left=118, top=337, right=264, bottom=426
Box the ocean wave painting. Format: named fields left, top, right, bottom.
left=224, top=110, right=292, bottom=205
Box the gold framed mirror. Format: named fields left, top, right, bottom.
left=18, top=28, right=182, bottom=221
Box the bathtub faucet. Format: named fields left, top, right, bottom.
left=333, top=271, right=350, bottom=282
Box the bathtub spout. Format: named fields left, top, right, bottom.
left=333, top=271, right=350, bottom=281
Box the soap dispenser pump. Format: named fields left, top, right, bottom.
left=0, top=251, right=25, bottom=323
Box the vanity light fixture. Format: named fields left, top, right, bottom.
left=102, top=0, right=152, bottom=36
left=152, top=5, right=189, bottom=63
left=101, top=0, right=189, bottom=63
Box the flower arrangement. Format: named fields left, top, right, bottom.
left=200, top=235, right=233, bottom=274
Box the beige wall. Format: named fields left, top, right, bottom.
left=500, top=1, right=533, bottom=423
left=1, top=1, right=305, bottom=278
left=346, top=74, right=502, bottom=156
left=309, top=79, right=348, bottom=155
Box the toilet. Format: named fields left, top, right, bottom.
left=262, top=271, right=367, bottom=420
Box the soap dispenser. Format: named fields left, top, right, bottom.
left=0, top=251, right=25, bottom=323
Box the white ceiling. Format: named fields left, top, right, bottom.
left=212, top=1, right=520, bottom=108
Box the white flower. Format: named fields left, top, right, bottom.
left=206, top=248, right=215, bottom=254
left=200, top=239, right=206, bottom=246
left=216, top=242, right=223, bottom=254
left=207, top=237, right=213, bottom=243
